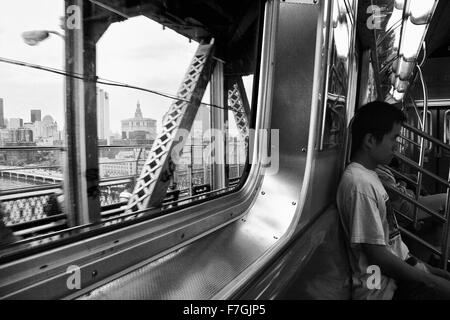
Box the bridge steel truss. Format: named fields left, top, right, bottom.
left=226, top=76, right=251, bottom=147
left=126, top=42, right=216, bottom=213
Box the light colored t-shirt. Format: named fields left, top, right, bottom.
left=336, top=162, right=410, bottom=300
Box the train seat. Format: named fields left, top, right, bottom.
left=278, top=204, right=352, bottom=300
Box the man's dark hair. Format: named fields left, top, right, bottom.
left=351, top=101, right=406, bottom=158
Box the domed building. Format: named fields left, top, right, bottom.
left=121, top=101, right=157, bottom=141
left=41, top=115, right=59, bottom=139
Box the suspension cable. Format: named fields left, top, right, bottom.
left=0, top=56, right=230, bottom=111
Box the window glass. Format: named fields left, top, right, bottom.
left=0, top=1, right=259, bottom=253
left=0, top=1, right=65, bottom=240
left=321, top=1, right=350, bottom=150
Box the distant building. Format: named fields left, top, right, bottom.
left=99, top=157, right=137, bottom=178
left=9, top=118, right=23, bottom=129
left=97, top=88, right=110, bottom=141
left=30, top=109, right=42, bottom=123
left=0, top=129, right=9, bottom=146
left=121, top=101, right=157, bottom=141
left=111, top=138, right=154, bottom=146
left=0, top=98, right=4, bottom=128
left=24, top=115, right=59, bottom=145
left=10, top=128, right=34, bottom=143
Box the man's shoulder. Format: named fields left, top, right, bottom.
left=341, top=163, right=376, bottom=184
left=339, top=163, right=383, bottom=196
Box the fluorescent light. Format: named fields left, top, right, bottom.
left=408, top=0, right=436, bottom=24
left=332, top=0, right=339, bottom=27
left=393, top=28, right=401, bottom=51
left=386, top=7, right=403, bottom=31
left=390, top=72, right=397, bottom=85
left=396, top=58, right=416, bottom=79
left=333, top=0, right=347, bottom=27
left=399, top=18, right=426, bottom=61
left=394, top=0, right=405, bottom=10
left=334, top=20, right=350, bottom=60
left=393, top=89, right=405, bottom=101
left=337, top=0, right=347, bottom=15
left=395, top=77, right=409, bottom=92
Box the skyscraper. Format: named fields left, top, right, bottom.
left=31, top=109, right=42, bottom=123
left=97, top=88, right=110, bottom=140
left=0, top=98, right=4, bottom=129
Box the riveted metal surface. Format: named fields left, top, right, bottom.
left=79, top=1, right=328, bottom=300
left=79, top=220, right=275, bottom=300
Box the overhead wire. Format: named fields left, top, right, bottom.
left=0, top=56, right=230, bottom=111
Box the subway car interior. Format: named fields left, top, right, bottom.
left=1, top=0, right=450, bottom=300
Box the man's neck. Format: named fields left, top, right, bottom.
left=352, top=152, right=378, bottom=171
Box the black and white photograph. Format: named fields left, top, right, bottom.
left=0, top=0, right=450, bottom=305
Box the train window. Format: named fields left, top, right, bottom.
left=444, top=109, right=450, bottom=145
left=0, top=1, right=259, bottom=256
left=0, top=0, right=66, bottom=245
left=95, top=16, right=197, bottom=209
left=319, top=0, right=352, bottom=150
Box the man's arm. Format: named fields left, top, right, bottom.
left=362, top=244, right=450, bottom=297
left=424, top=263, right=450, bottom=281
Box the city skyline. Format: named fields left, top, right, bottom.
left=0, top=1, right=200, bottom=135
left=0, top=1, right=253, bottom=140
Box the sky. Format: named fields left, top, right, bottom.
left=0, top=0, right=253, bottom=135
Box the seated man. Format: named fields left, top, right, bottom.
left=337, top=101, right=450, bottom=300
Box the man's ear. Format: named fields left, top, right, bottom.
left=363, top=133, right=376, bottom=150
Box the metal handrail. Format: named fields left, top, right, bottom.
left=400, top=64, right=450, bottom=269
left=403, top=122, right=450, bottom=153
left=387, top=166, right=418, bottom=188
left=3, top=178, right=243, bottom=248
left=399, top=225, right=442, bottom=257
left=444, top=110, right=450, bottom=145
left=0, top=146, right=66, bottom=151
left=0, top=184, right=61, bottom=199
left=8, top=214, right=66, bottom=232
left=385, top=185, right=446, bottom=223
left=98, top=176, right=135, bottom=186
left=98, top=145, right=151, bottom=149
left=98, top=159, right=146, bottom=165
left=395, top=152, right=450, bottom=188
left=0, top=166, right=62, bottom=172
left=399, top=133, right=421, bottom=148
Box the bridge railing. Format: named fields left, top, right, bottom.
left=0, top=145, right=245, bottom=244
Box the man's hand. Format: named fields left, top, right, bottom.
left=362, top=244, right=450, bottom=299
left=427, top=264, right=450, bottom=281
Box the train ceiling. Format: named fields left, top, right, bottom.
left=86, top=0, right=263, bottom=75
left=357, top=0, right=450, bottom=57
left=356, top=0, right=450, bottom=100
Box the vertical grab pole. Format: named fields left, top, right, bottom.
left=441, top=108, right=450, bottom=269
left=413, top=64, right=428, bottom=230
